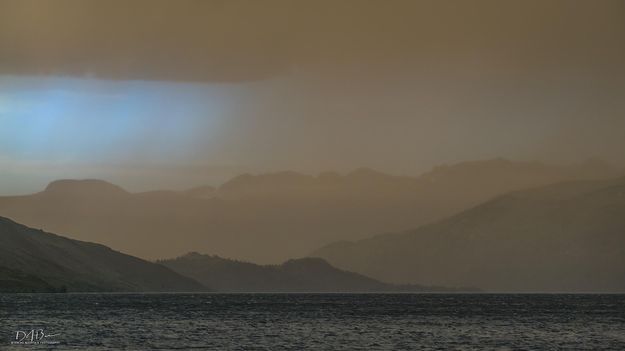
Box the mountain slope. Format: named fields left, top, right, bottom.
left=0, top=159, right=618, bottom=263
left=312, top=177, right=625, bottom=292
left=158, top=253, right=470, bottom=292
left=0, top=266, right=59, bottom=293
left=0, top=217, right=206, bottom=292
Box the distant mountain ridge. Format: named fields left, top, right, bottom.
left=0, top=216, right=206, bottom=292
left=44, top=179, right=129, bottom=197
left=0, top=158, right=619, bottom=263
left=158, top=252, right=474, bottom=292
left=312, top=176, right=625, bottom=292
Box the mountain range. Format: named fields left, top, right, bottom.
left=0, top=159, right=618, bottom=263
left=312, top=176, right=625, bottom=292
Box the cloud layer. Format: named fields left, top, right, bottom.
left=2, top=0, right=624, bottom=82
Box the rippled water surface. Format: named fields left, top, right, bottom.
left=1, top=293, right=624, bottom=350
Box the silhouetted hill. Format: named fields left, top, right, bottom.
left=312, top=177, right=625, bottom=292
left=0, top=217, right=206, bottom=292
left=44, top=179, right=129, bottom=198
left=158, top=253, right=470, bottom=292
left=0, top=159, right=619, bottom=263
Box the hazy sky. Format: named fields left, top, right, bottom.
left=1, top=0, right=624, bottom=194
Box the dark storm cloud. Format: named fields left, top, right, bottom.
left=1, top=0, right=624, bottom=82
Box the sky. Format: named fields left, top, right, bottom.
left=1, top=0, right=624, bottom=194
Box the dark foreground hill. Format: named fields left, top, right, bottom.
left=159, top=252, right=473, bottom=292
left=0, top=266, right=58, bottom=293
left=312, top=177, right=625, bottom=292
left=0, top=217, right=206, bottom=292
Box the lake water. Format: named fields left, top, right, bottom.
left=1, top=293, right=624, bottom=350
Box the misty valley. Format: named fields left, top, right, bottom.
left=2, top=0, right=625, bottom=349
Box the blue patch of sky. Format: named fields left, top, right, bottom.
left=0, top=75, right=240, bottom=164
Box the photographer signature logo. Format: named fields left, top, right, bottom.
left=11, top=329, right=60, bottom=345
